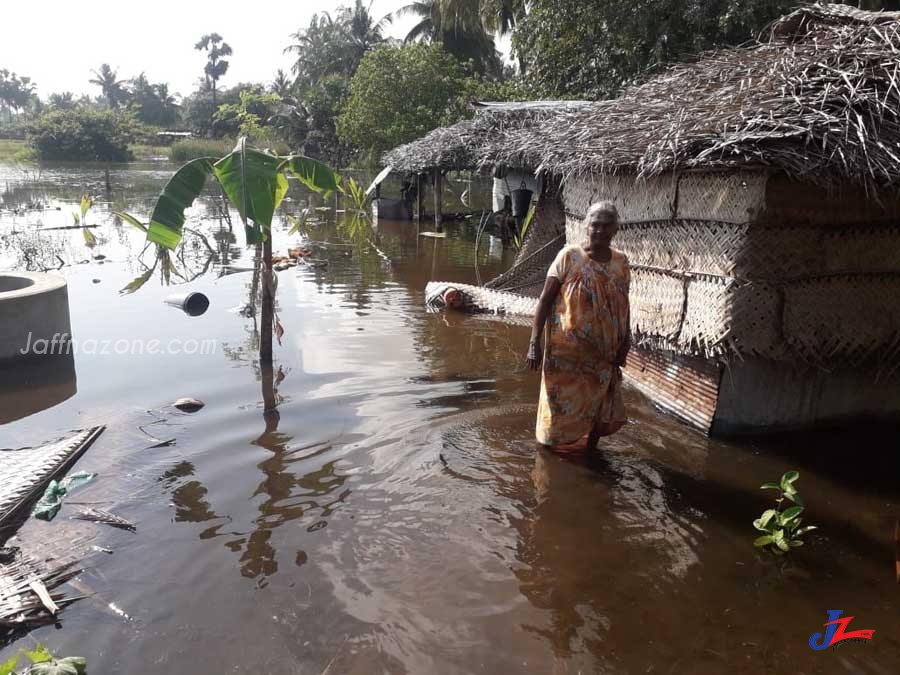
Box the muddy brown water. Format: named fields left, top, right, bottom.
left=0, top=162, right=898, bottom=673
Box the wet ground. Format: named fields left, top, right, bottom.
left=1, top=162, right=898, bottom=674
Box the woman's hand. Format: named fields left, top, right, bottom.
left=526, top=340, right=542, bottom=370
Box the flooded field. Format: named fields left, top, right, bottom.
left=1, top=161, right=898, bottom=674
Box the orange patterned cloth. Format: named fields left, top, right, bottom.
left=536, top=245, right=631, bottom=446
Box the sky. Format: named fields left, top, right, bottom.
left=0, top=0, right=441, bottom=99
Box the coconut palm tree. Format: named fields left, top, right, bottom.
left=285, top=13, right=343, bottom=87
left=479, top=0, right=526, bottom=36
left=285, top=2, right=391, bottom=86
left=155, top=83, right=180, bottom=127
left=270, top=69, right=293, bottom=98
left=194, top=33, right=233, bottom=109
left=89, top=64, right=127, bottom=109
left=395, top=0, right=500, bottom=74
left=336, top=0, right=393, bottom=73
left=48, top=91, right=76, bottom=111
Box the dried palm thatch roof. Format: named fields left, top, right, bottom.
left=381, top=101, right=592, bottom=173
left=384, top=3, right=900, bottom=189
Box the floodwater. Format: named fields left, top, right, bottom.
left=1, top=161, right=898, bottom=674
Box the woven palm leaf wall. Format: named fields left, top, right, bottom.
left=563, top=169, right=900, bottom=370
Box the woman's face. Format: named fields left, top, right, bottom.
left=587, top=212, right=618, bottom=247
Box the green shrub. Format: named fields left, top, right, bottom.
left=28, top=109, right=135, bottom=162
left=168, top=138, right=235, bottom=162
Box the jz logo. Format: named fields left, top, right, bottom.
left=809, top=610, right=874, bottom=650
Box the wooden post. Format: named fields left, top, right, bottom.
left=433, top=168, right=443, bottom=233
left=416, top=173, right=423, bottom=223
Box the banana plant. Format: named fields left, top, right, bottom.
left=136, top=137, right=340, bottom=250
left=124, top=137, right=340, bottom=364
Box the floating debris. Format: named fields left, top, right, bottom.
left=173, top=397, right=204, bottom=413
left=31, top=471, right=97, bottom=522
left=71, top=508, right=136, bottom=531
left=90, top=546, right=113, bottom=555
left=164, top=292, right=209, bottom=317
left=0, top=427, right=105, bottom=531
left=0, top=551, right=83, bottom=629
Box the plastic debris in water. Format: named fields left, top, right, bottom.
left=173, top=397, right=204, bottom=412
left=31, top=471, right=97, bottom=522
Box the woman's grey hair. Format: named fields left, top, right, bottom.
left=585, top=201, right=619, bottom=223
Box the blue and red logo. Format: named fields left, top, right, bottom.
left=809, top=610, right=874, bottom=650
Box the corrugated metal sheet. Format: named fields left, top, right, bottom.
left=623, top=347, right=721, bottom=433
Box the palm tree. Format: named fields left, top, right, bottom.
left=479, top=0, right=526, bottom=36
left=89, top=64, right=127, bottom=109
left=396, top=0, right=442, bottom=42
left=270, top=69, right=293, bottom=98
left=336, top=0, right=393, bottom=73
left=395, top=0, right=500, bottom=74
left=155, top=83, right=180, bottom=127
left=48, top=91, right=76, bottom=111
left=194, top=33, right=233, bottom=109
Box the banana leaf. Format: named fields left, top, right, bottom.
left=279, top=155, right=341, bottom=195
left=214, top=138, right=284, bottom=244
left=147, top=157, right=216, bottom=249
left=116, top=211, right=148, bottom=233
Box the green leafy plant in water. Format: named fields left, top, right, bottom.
left=115, top=212, right=187, bottom=294
left=72, top=195, right=97, bottom=248
left=753, top=470, right=817, bottom=555
left=0, top=643, right=86, bottom=675
left=287, top=209, right=312, bottom=236
left=340, top=176, right=368, bottom=213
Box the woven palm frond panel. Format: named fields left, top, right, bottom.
left=738, top=226, right=820, bottom=278
left=616, top=220, right=749, bottom=277
left=762, top=175, right=900, bottom=227
left=824, top=226, right=900, bottom=272
left=563, top=172, right=677, bottom=223
left=726, top=281, right=784, bottom=359
left=485, top=234, right=565, bottom=297
left=783, top=274, right=900, bottom=368
left=677, top=277, right=780, bottom=359
left=675, top=171, right=767, bottom=224
left=630, top=267, right=685, bottom=342
left=0, top=427, right=104, bottom=529
left=427, top=281, right=538, bottom=316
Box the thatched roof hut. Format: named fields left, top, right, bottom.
left=382, top=101, right=593, bottom=174
left=388, top=3, right=900, bottom=189
left=393, top=3, right=900, bottom=435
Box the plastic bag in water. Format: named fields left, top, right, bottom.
left=31, top=471, right=96, bottom=522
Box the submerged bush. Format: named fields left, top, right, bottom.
left=168, top=138, right=234, bottom=162
left=28, top=109, right=134, bottom=162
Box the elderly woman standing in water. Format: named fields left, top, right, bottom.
left=526, top=201, right=631, bottom=454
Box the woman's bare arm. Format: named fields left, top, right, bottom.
left=527, top=277, right=562, bottom=370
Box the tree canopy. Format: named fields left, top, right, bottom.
left=514, top=0, right=900, bottom=100
left=337, top=44, right=466, bottom=156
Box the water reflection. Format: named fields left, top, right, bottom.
left=0, top=352, right=77, bottom=424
